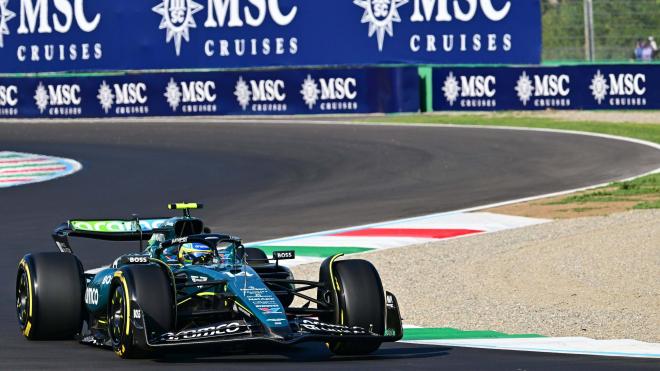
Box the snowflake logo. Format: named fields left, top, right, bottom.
left=589, top=70, right=609, bottom=105
left=442, top=72, right=460, bottom=106
left=300, top=75, right=320, bottom=109
left=354, top=0, right=408, bottom=52
left=34, top=82, right=49, bottom=114
left=515, top=71, right=533, bottom=106
left=153, top=0, right=203, bottom=56
left=0, top=0, right=15, bottom=48
left=234, top=76, right=251, bottom=111
left=97, top=81, right=115, bottom=114
left=164, top=78, right=182, bottom=111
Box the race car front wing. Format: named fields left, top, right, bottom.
left=133, top=291, right=403, bottom=349
left=140, top=318, right=401, bottom=348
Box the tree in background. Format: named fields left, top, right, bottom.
left=542, top=0, right=660, bottom=62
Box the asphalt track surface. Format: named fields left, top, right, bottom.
left=1, top=120, right=660, bottom=370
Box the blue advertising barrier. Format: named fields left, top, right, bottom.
left=432, top=64, right=660, bottom=111
left=0, top=67, right=420, bottom=118
left=0, top=0, right=541, bottom=73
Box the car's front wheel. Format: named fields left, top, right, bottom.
left=320, top=259, right=385, bottom=355
left=109, top=276, right=134, bottom=358
left=109, top=264, right=174, bottom=358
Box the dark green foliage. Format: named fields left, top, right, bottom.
left=542, top=0, right=660, bottom=62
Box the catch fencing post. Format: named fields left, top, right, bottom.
left=583, top=0, right=596, bottom=61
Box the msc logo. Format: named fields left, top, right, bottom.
left=590, top=70, right=646, bottom=106
left=0, top=0, right=100, bottom=45
left=515, top=71, right=570, bottom=107
left=153, top=0, right=298, bottom=56
left=353, top=0, right=408, bottom=52
left=234, top=76, right=286, bottom=112
left=0, top=85, right=18, bottom=106
left=300, top=75, right=358, bottom=111
left=442, top=72, right=496, bottom=108
left=1, top=0, right=103, bottom=63
left=164, top=78, right=217, bottom=113
left=203, top=0, right=297, bottom=28
left=0, top=0, right=15, bottom=48
left=34, top=82, right=82, bottom=115
left=460, top=75, right=496, bottom=97
left=410, top=0, right=511, bottom=22
left=355, top=0, right=512, bottom=52
left=152, top=0, right=203, bottom=56
left=115, top=83, right=147, bottom=104
left=97, top=81, right=149, bottom=115
left=0, top=84, right=18, bottom=116
left=15, top=0, right=100, bottom=35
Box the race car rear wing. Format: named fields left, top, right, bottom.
left=52, top=218, right=170, bottom=253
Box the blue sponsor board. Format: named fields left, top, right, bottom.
left=0, top=0, right=540, bottom=73
left=0, top=67, right=419, bottom=118
left=432, top=65, right=660, bottom=111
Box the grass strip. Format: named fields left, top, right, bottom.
left=402, top=328, right=544, bottom=341
left=634, top=200, right=660, bottom=209
left=545, top=172, right=660, bottom=208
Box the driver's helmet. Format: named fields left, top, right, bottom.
left=178, top=242, right=213, bottom=265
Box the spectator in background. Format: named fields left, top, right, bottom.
left=634, top=39, right=644, bottom=61
left=649, top=36, right=658, bottom=59
left=641, top=40, right=653, bottom=62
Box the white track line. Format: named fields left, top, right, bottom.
left=403, top=338, right=660, bottom=359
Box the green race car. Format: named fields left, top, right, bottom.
left=16, top=203, right=403, bottom=358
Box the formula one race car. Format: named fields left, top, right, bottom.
left=15, top=203, right=403, bottom=358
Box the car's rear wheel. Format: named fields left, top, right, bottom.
left=109, top=264, right=174, bottom=358
left=322, top=259, right=385, bottom=355
left=16, top=252, right=84, bottom=340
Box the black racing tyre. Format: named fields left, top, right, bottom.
left=326, top=259, right=385, bottom=355
left=16, top=252, right=84, bottom=340
left=109, top=264, right=174, bottom=359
